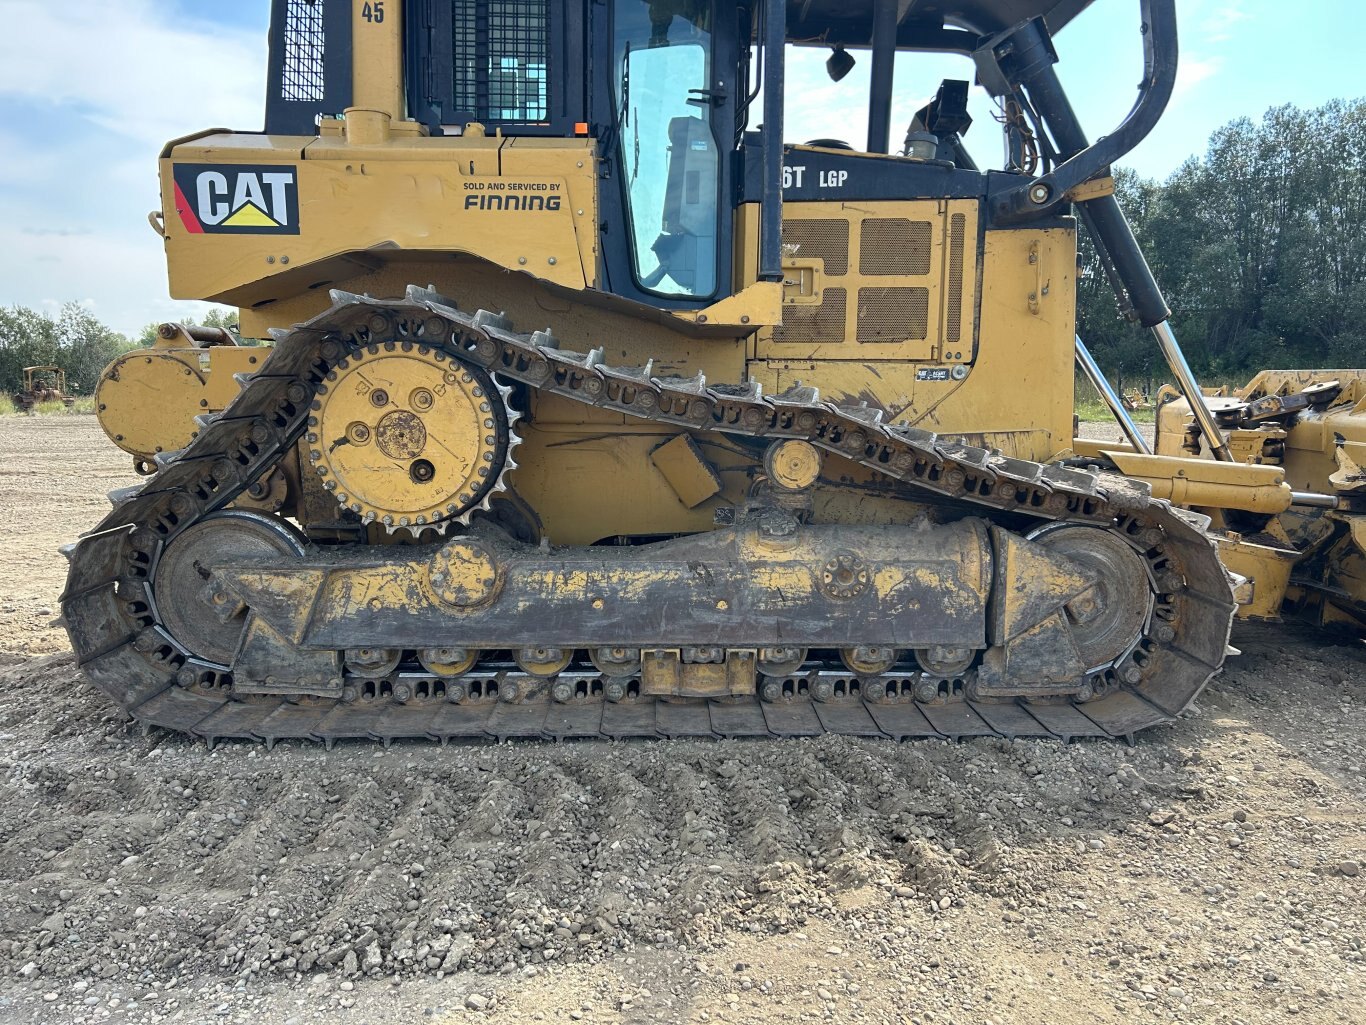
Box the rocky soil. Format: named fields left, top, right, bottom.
left=0, top=416, right=1362, bottom=1025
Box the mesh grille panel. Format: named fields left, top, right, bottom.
left=452, top=1, right=550, bottom=121
left=947, top=213, right=967, bottom=343
left=775, top=289, right=847, bottom=344
left=857, top=288, right=930, bottom=343
left=859, top=219, right=932, bottom=276
left=280, top=0, right=326, bottom=102
left=782, top=220, right=850, bottom=276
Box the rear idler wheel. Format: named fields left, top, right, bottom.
left=151, top=510, right=308, bottom=669
left=1028, top=524, right=1155, bottom=672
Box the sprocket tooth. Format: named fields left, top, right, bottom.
left=58, top=542, right=77, bottom=564
left=267, top=328, right=291, bottom=343
left=194, top=413, right=218, bottom=430
left=232, top=373, right=253, bottom=390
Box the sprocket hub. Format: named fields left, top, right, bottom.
left=307, top=342, right=515, bottom=531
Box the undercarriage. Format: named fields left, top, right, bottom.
left=61, top=288, right=1236, bottom=746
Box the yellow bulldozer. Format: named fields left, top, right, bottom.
left=62, top=0, right=1365, bottom=745
left=16, top=365, right=77, bottom=412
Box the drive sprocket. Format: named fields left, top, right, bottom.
left=305, top=341, right=517, bottom=532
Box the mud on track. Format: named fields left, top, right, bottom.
left=0, top=416, right=1363, bottom=1025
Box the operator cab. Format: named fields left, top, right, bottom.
left=266, top=0, right=1153, bottom=314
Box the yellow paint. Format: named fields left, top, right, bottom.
left=1106, top=450, right=1293, bottom=514
left=222, top=203, right=278, bottom=228
left=96, top=346, right=267, bottom=461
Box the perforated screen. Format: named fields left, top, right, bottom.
left=860, top=219, right=932, bottom=277
left=452, top=0, right=550, bottom=121
left=781, top=220, right=850, bottom=276
left=280, top=0, right=326, bottom=102
left=857, top=287, right=930, bottom=342
left=775, top=288, right=847, bottom=344
left=946, top=213, right=967, bottom=344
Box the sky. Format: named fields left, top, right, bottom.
left=0, top=0, right=1362, bottom=337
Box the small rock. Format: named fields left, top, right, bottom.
left=1340, top=861, right=1360, bottom=878
left=465, top=993, right=490, bottom=1011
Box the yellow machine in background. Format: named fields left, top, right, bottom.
left=63, top=0, right=1361, bottom=747
left=1143, top=372, right=1366, bottom=628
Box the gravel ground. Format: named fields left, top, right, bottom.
left=0, top=416, right=1362, bottom=1025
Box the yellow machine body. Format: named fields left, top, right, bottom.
left=63, top=0, right=1351, bottom=746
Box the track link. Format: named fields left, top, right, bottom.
left=60, top=287, right=1237, bottom=746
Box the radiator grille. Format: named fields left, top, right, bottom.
left=452, top=0, right=550, bottom=121
left=857, top=287, right=929, bottom=343
left=947, top=213, right=967, bottom=344
left=859, top=219, right=932, bottom=276
left=280, top=0, right=326, bottom=102
left=782, top=219, right=850, bottom=276
left=776, top=288, right=847, bottom=344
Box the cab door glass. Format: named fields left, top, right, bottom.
left=614, top=1, right=719, bottom=298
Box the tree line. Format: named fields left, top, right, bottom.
left=1079, top=98, right=1366, bottom=387
left=0, top=307, right=238, bottom=397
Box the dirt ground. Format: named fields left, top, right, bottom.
left=0, top=416, right=1362, bottom=1025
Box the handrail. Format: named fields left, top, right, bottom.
left=987, top=0, right=1176, bottom=223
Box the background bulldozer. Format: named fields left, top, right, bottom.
left=15, top=365, right=77, bottom=412
left=63, top=0, right=1364, bottom=747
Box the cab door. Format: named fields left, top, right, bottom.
left=600, top=0, right=737, bottom=306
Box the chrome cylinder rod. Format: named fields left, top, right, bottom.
left=1152, top=320, right=1233, bottom=462
left=1074, top=335, right=1152, bottom=454
left=1290, top=492, right=1340, bottom=509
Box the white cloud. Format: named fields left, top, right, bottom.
left=1173, top=54, right=1225, bottom=103
left=0, top=1, right=264, bottom=334
left=1201, top=2, right=1250, bottom=44
left=0, top=0, right=263, bottom=147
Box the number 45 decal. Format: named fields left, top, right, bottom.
left=362, top=1, right=385, bottom=22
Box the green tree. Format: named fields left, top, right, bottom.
left=0, top=304, right=132, bottom=396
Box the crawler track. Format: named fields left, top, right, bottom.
left=60, top=288, right=1236, bottom=745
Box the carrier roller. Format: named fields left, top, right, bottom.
left=59, top=287, right=1237, bottom=746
